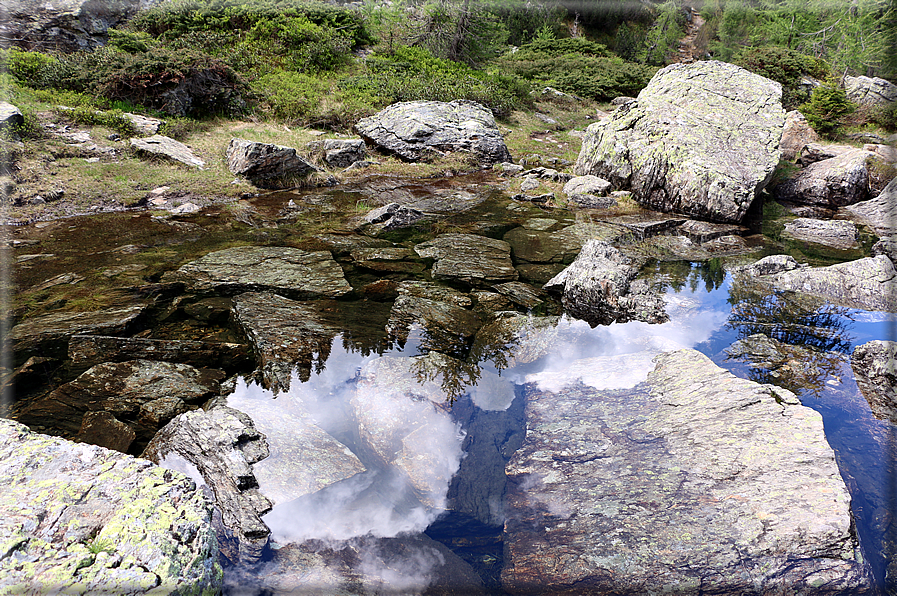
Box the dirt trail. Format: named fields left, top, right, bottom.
left=673, top=7, right=705, bottom=64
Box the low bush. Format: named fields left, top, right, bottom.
left=0, top=48, right=61, bottom=89
left=735, top=46, right=828, bottom=109
left=798, top=84, right=856, bottom=138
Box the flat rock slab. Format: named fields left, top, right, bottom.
left=386, top=293, right=484, bottom=358
left=163, top=246, right=351, bottom=299
left=782, top=217, right=860, bottom=250
left=851, top=340, right=897, bottom=424
left=143, top=406, right=271, bottom=564
left=130, top=135, right=205, bottom=168
left=678, top=219, right=748, bottom=242
left=0, top=419, right=221, bottom=595
left=232, top=292, right=343, bottom=392
left=414, top=233, right=518, bottom=286
left=68, top=334, right=251, bottom=371
left=502, top=350, right=871, bottom=595
left=503, top=223, right=624, bottom=264
left=14, top=359, right=223, bottom=452
left=763, top=255, right=897, bottom=312
left=10, top=304, right=146, bottom=364
left=354, top=100, right=511, bottom=165
left=574, top=61, right=784, bottom=223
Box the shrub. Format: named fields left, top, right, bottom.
left=869, top=102, right=897, bottom=131
left=798, top=84, right=856, bottom=138
left=735, top=46, right=828, bottom=109
left=507, top=37, right=613, bottom=61
left=0, top=48, right=60, bottom=88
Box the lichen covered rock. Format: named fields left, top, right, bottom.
left=226, top=138, right=319, bottom=189
left=574, top=61, right=785, bottom=223
left=0, top=419, right=221, bottom=595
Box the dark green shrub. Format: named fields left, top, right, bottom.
left=508, top=37, right=613, bottom=61
left=0, top=48, right=60, bottom=88
left=869, top=102, right=897, bottom=131
left=107, top=29, right=157, bottom=53
left=735, top=46, right=828, bottom=109
left=798, top=84, right=856, bottom=138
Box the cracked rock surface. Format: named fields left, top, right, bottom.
left=354, top=100, right=511, bottom=165
left=502, top=349, right=872, bottom=594
left=574, top=61, right=785, bottom=223
left=0, top=418, right=221, bottom=595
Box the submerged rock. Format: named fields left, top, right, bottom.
left=143, top=406, right=271, bottom=564
left=414, top=233, right=518, bottom=286
left=68, top=334, right=251, bottom=371
left=354, top=100, right=511, bottom=165
left=232, top=292, right=343, bottom=392
left=386, top=290, right=484, bottom=357
left=163, top=246, right=351, bottom=299
left=0, top=419, right=221, bottom=594
left=851, top=340, right=897, bottom=425
left=9, top=304, right=146, bottom=364
left=226, top=138, right=319, bottom=189
left=14, top=359, right=223, bottom=453
left=502, top=350, right=872, bottom=594
left=543, top=239, right=667, bottom=326
left=782, top=217, right=860, bottom=250
left=574, top=61, right=784, bottom=223
left=762, top=255, right=897, bottom=312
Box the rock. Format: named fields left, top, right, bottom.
left=762, top=255, right=897, bottom=311
left=0, top=102, right=24, bottom=134
left=843, top=177, right=897, bottom=237
left=780, top=109, right=820, bottom=161
left=72, top=411, right=136, bottom=453
left=522, top=167, right=573, bottom=183
left=851, top=340, right=897, bottom=424
left=122, top=113, right=164, bottom=136
left=395, top=280, right=473, bottom=307
left=492, top=281, right=544, bottom=310
left=358, top=202, right=426, bottom=235
left=170, top=201, right=200, bottom=214
left=519, top=176, right=539, bottom=192
left=872, top=237, right=897, bottom=264
left=562, top=175, right=611, bottom=197
left=733, top=254, right=803, bottom=277
left=618, top=216, right=686, bottom=239
left=143, top=406, right=272, bottom=564
left=499, top=162, right=524, bottom=175
left=503, top=222, right=623, bottom=265
left=776, top=149, right=874, bottom=207
left=782, top=217, right=860, bottom=250
left=0, top=419, right=221, bottom=594
left=797, top=142, right=855, bottom=166
left=354, top=100, right=511, bottom=165
left=162, top=246, right=351, bottom=299
left=130, top=135, right=205, bottom=169
left=14, top=360, right=223, bottom=452
left=225, top=379, right=365, bottom=508
left=502, top=350, right=872, bottom=595
left=566, top=193, right=616, bottom=209
left=386, top=291, right=484, bottom=358
left=844, top=75, right=897, bottom=108
left=232, top=292, right=342, bottom=392
left=9, top=304, right=146, bottom=365
left=350, top=247, right=423, bottom=273
left=68, top=335, right=251, bottom=372
left=0, top=0, right=140, bottom=52
left=574, top=61, right=784, bottom=223
left=678, top=219, right=747, bottom=242
left=414, top=233, right=518, bottom=286
left=543, top=239, right=667, bottom=326
left=226, top=138, right=319, bottom=189
left=307, top=138, right=367, bottom=168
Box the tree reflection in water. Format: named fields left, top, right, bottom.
left=725, top=278, right=856, bottom=398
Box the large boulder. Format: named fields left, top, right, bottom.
left=775, top=148, right=874, bottom=207
left=850, top=340, right=897, bottom=425
left=0, top=419, right=221, bottom=594
left=162, top=246, right=351, bottom=299
left=354, top=100, right=511, bottom=165
left=761, top=255, right=897, bottom=312
left=843, top=177, right=897, bottom=238
left=143, top=406, right=272, bottom=564
left=844, top=75, right=897, bottom=109
left=0, top=0, right=144, bottom=52
left=226, top=138, right=319, bottom=189
left=502, top=350, right=872, bottom=594
left=574, top=61, right=785, bottom=223
left=543, top=239, right=668, bottom=326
